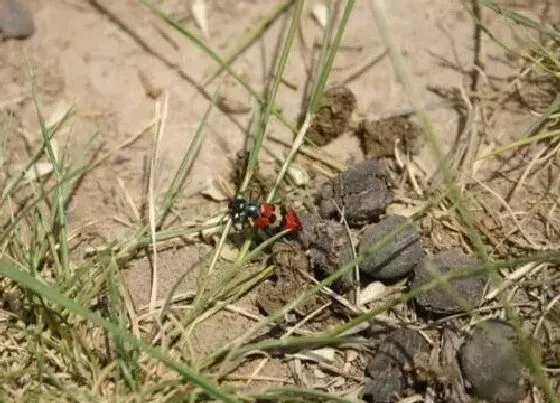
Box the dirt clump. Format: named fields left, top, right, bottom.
left=255, top=241, right=335, bottom=324
left=318, top=158, right=392, bottom=227
left=229, top=150, right=273, bottom=202
left=354, top=116, right=424, bottom=159
left=358, top=214, right=423, bottom=281
left=297, top=211, right=355, bottom=292
left=304, top=86, right=357, bottom=147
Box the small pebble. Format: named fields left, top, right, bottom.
left=411, top=250, right=487, bottom=316
left=358, top=214, right=423, bottom=281
left=0, top=0, right=34, bottom=40
left=460, top=320, right=528, bottom=402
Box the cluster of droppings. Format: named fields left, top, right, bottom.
left=299, top=156, right=525, bottom=402
left=256, top=85, right=532, bottom=403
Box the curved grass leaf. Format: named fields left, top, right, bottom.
left=0, top=259, right=240, bottom=403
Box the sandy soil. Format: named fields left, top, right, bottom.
left=2, top=0, right=559, bottom=396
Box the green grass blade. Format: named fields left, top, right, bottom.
left=28, top=86, right=74, bottom=274
left=269, top=0, right=355, bottom=201
left=141, top=0, right=296, bottom=135
left=202, top=0, right=296, bottom=87
left=479, top=0, right=560, bottom=41
left=249, top=386, right=359, bottom=403
left=309, top=1, right=355, bottom=114
left=368, top=0, right=489, bottom=263
left=158, top=86, right=221, bottom=227
left=0, top=259, right=240, bottom=403
left=241, top=0, right=304, bottom=192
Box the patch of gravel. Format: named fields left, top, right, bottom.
left=358, top=214, right=423, bottom=281
left=460, top=320, right=529, bottom=402
left=411, top=250, right=487, bottom=316
left=319, top=159, right=392, bottom=226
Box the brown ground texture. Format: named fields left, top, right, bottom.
left=2, top=0, right=560, bottom=400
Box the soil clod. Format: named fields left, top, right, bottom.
left=318, top=159, right=392, bottom=226
left=255, top=241, right=332, bottom=321
left=354, top=116, right=424, bottom=159
left=358, top=214, right=423, bottom=281
left=459, top=320, right=529, bottom=402
left=297, top=211, right=355, bottom=292
left=304, top=86, right=357, bottom=147
left=229, top=149, right=274, bottom=202
left=411, top=250, right=487, bottom=316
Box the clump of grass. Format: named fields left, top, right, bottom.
left=1, top=0, right=559, bottom=402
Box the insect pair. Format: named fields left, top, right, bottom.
left=227, top=197, right=302, bottom=234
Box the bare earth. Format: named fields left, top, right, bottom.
left=2, top=0, right=559, bottom=397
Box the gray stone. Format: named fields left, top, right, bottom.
left=358, top=215, right=423, bottom=281
left=460, top=320, right=528, bottom=402
left=0, top=0, right=34, bottom=40
left=411, top=250, right=487, bottom=316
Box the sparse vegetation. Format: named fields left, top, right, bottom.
left=0, top=0, right=559, bottom=402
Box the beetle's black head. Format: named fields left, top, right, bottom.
left=228, top=197, right=249, bottom=223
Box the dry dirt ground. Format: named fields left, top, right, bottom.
left=2, top=0, right=560, bottom=399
